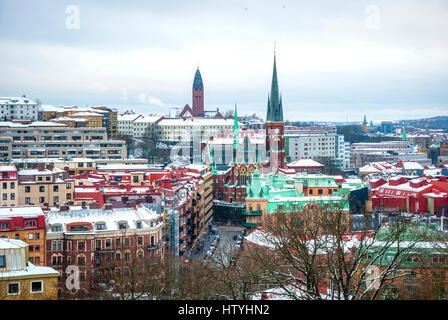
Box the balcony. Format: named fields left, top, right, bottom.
left=242, top=209, right=263, bottom=216
left=242, top=222, right=258, bottom=228
left=146, top=244, right=160, bottom=250
left=95, top=247, right=114, bottom=253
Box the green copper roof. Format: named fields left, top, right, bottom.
left=363, top=115, right=367, bottom=124
left=402, top=126, right=407, bottom=141
left=193, top=68, right=203, bottom=91
left=266, top=53, right=283, bottom=122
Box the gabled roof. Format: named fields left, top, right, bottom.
left=178, top=104, right=194, bottom=118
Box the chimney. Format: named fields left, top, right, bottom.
left=37, top=164, right=45, bottom=172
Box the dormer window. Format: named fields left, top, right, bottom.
left=52, top=225, right=62, bottom=232
left=136, top=221, right=142, bottom=229
left=96, top=223, right=106, bottom=230
left=0, top=223, right=10, bottom=230
left=70, top=225, right=88, bottom=232
left=25, top=220, right=37, bottom=227
left=118, top=222, right=128, bottom=230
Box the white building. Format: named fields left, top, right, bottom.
left=0, top=96, right=38, bottom=121
left=287, top=133, right=350, bottom=169
left=117, top=114, right=142, bottom=136
left=156, top=118, right=241, bottom=143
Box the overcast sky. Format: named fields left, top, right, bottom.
left=1, top=0, right=447, bottom=122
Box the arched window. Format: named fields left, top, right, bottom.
left=77, top=254, right=86, bottom=266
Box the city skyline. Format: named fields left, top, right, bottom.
left=1, top=0, right=447, bottom=122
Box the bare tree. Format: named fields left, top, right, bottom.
left=243, top=202, right=422, bottom=300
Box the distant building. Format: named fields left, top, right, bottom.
left=0, top=122, right=126, bottom=160
left=380, top=121, right=393, bottom=134
left=0, top=96, right=38, bottom=121
left=0, top=238, right=59, bottom=300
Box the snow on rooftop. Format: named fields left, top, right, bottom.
left=0, top=206, right=43, bottom=217
left=0, top=165, right=17, bottom=171
left=287, top=158, right=324, bottom=167
left=18, top=167, right=65, bottom=175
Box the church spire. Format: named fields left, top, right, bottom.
left=266, top=49, right=283, bottom=122
left=233, top=104, right=239, bottom=163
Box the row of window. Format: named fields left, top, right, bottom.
left=51, top=236, right=154, bottom=251
left=2, top=193, right=15, bottom=201
left=25, top=184, right=70, bottom=192
left=6, top=281, right=43, bottom=296
left=1, top=182, right=15, bottom=189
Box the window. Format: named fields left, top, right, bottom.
left=30, top=281, right=43, bottom=293
left=118, top=222, right=127, bottom=230
left=10, top=193, right=15, bottom=200
left=2, top=193, right=6, bottom=200
left=124, top=251, right=130, bottom=262
left=39, top=186, right=45, bottom=192
left=66, top=183, right=71, bottom=189
left=78, top=241, right=85, bottom=251
left=318, top=189, right=323, bottom=195
left=37, top=177, right=42, bottom=181
left=35, top=232, right=40, bottom=239
left=96, top=223, right=106, bottom=230
left=124, top=237, right=130, bottom=246
left=137, top=236, right=143, bottom=245
left=39, top=197, right=45, bottom=203
left=53, top=225, right=62, bottom=232
left=52, top=255, right=57, bottom=265
left=29, top=245, right=34, bottom=252
left=7, top=282, right=20, bottom=295
left=115, top=252, right=121, bottom=261
left=35, top=244, right=40, bottom=252
left=46, top=177, right=51, bottom=181
left=115, top=238, right=121, bottom=247
left=105, top=239, right=111, bottom=248
left=77, top=255, right=86, bottom=266
left=53, top=186, right=58, bottom=192
left=29, top=257, right=34, bottom=263
left=96, top=239, right=101, bottom=250
left=28, top=233, right=33, bottom=240
left=35, top=256, right=40, bottom=264
left=53, top=196, right=59, bottom=203
left=25, top=197, right=31, bottom=203
left=309, top=189, right=313, bottom=195
left=0, top=223, right=9, bottom=229
left=136, top=221, right=142, bottom=229
left=25, top=186, right=31, bottom=193
left=25, top=220, right=37, bottom=227
left=0, top=255, right=5, bottom=267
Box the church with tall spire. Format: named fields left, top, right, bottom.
left=178, top=67, right=223, bottom=118
left=264, top=50, right=286, bottom=172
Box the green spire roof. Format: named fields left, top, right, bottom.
left=193, top=68, right=203, bottom=91
left=402, top=126, right=407, bottom=141
left=266, top=52, right=283, bottom=122
left=363, top=115, right=367, bottom=124
left=233, top=104, right=239, bottom=155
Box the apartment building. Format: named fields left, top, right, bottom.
left=0, top=96, right=38, bottom=121
left=17, top=165, right=74, bottom=207
left=117, top=113, right=142, bottom=136
left=287, top=133, right=350, bottom=169
left=13, top=157, right=96, bottom=175
left=0, top=166, right=18, bottom=206
left=0, top=207, right=47, bottom=266
left=0, top=121, right=126, bottom=160
left=0, top=238, right=59, bottom=300
left=40, top=105, right=118, bottom=138
left=45, top=206, right=163, bottom=290
left=350, top=140, right=415, bottom=168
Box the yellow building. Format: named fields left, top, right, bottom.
left=0, top=238, right=59, bottom=300
left=17, top=165, right=74, bottom=207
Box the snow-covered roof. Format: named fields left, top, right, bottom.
left=0, top=238, right=28, bottom=249
left=46, top=206, right=162, bottom=233
left=287, top=158, right=324, bottom=168
left=18, top=167, right=65, bottom=176
left=158, top=118, right=240, bottom=127
left=118, top=114, right=141, bottom=121
left=0, top=165, right=17, bottom=172
left=0, top=206, right=43, bottom=217
left=400, top=161, right=424, bottom=170
left=134, top=115, right=162, bottom=123
left=0, top=96, right=37, bottom=105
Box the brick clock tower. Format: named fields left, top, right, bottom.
left=264, top=52, right=285, bottom=172
left=192, top=67, right=204, bottom=117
